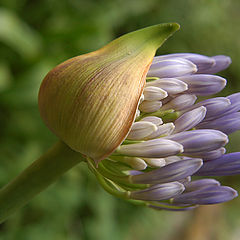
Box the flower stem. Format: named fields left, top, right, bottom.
left=0, top=141, right=85, bottom=223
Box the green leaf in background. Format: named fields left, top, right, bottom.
left=0, top=61, right=12, bottom=92
left=0, top=8, right=42, bottom=60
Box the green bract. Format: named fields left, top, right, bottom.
left=38, top=23, right=180, bottom=164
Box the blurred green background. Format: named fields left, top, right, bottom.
left=0, top=0, right=240, bottom=239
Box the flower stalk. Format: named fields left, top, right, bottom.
left=0, top=141, right=85, bottom=223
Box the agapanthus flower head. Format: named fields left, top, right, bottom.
left=39, top=24, right=240, bottom=211
left=86, top=51, right=240, bottom=211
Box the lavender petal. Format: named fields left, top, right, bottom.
left=127, top=121, right=158, bottom=140
left=153, top=53, right=215, bottom=73
left=148, top=58, right=197, bottom=78
left=116, top=139, right=183, bottom=158
left=173, top=106, right=206, bottom=133
left=130, top=182, right=185, bottom=201
left=184, top=179, right=220, bottom=192
left=165, top=129, right=228, bottom=154
left=146, top=78, right=188, bottom=94
left=131, top=158, right=203, bottom=184
left=185, top=147, right=226, bottom=161
left=182, top=97, right=231, bottom=120
left=140, top=116, right=163, bottom=126
left=161, top=94, right=197, bottom=111
left=139, top=100, right=162, bottom=113
left=145, top=123, right=175, bottom=139
left=172, top=186, right=238, bottom=205
left=197, top=112, right=240, bottom=135
left=178, top=74, right=226, bottom=96
left=195, top=152, right=240, bottom=176
left=198, top=55, right=231, bottom=74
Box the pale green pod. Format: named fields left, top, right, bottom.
left=38, top=23, right=180, bottom=164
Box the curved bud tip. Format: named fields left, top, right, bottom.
left=38, top=23, right=180, bottom=165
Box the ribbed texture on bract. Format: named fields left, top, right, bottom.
left=38, top=23, right=179, bottom=164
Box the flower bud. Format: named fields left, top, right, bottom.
left=38, top=23, right=180, bottom=164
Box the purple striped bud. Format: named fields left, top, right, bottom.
left=153, top=53, right=215, bottom=73
left=145, top=123, right=175, bottom=139
left=127, top=121, right=158, bottom=140
left=139, top=100, right=162, bottom=113
left=178, top=74, right=226, bottom=96
left=172, top=186, right=238, bottom=205
left=140, top=116, right=163, bottom=126
left=184, top=179, right=220, bottom=192
left=215, top=93, right=240, bottom=117
left=173, top=106, right=206, bottom=133
left=130, top=182, right=185, bottom=201
left=143, top=157, right=166, bottom=167
left=182, top=97, right=231, bottom=120
left=186, top=147, right=226, bottom=161
left=121, top=157, right=147, bottom=170
left=161, top=94, right=197, bottom=111
left=164, top=156, right=183, bottom=165
left=143, top=86, right=168, bottom=101
left=130, top=158, right=203, bottom=184
left=165, top=129, right=228, bottom=154
left=115, top=139, right=183, bottom=158
left=148, top=58, right=197, bottom=78
left=197, top=112, right=240, bottom=135
left=146, top=78, right=188, bottom=94
left=227, top=93, right=240, bottom=111
left=195, top=152, right=240, bottom=176
left=198, top=55, right=231, bottom=74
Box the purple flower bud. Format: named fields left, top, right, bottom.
left=130, top=182, right=185, bottom=201
left=173, top=106, right=206, bottom=133
left=172, top=186, right=238, bottom=205
left=143, top=157, right=166, bottom=167
left=140, top=116, right=163, bottom=126
left=178, top=74, right=226, bottom=96
left=206, top=93, right=240, bottom=120
left=130, top=158, right=203, bottom=184
left=127, top=121, right=158, bottom=140
left=145, top=123, right=175, bottom=139
left=195, top=152, right=240, bottom=176
left=139, top=100, right=162, bottom=113
left=165, top=129, right=228, bottom=154
left=161, top=94, right=197, bottom=111
left=182, top=97, right=231, bottom=120
left=186, top=147, right=226, bottom=161
left=153, top=53, right=215, bottom=73
left=197, top=112, right=240, bottom=135
left=146, top=78, right=188, bottom=94
left=116, top=139, right=183, bottom=158
left=164, top=156, right=183, bottom=165
left=148, top=58, right=197, bottom=78
left=198, top=55, right=231, bottom=74
left=220, top=93, right=240, bottom=116
left=227, top=93, right=240, bottom=110
left=184, top=179, right=220, bottom=192
left=143, top=86, right=168, bottom=101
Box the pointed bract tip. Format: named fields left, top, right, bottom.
left=39, top=23, right=181, bottom=165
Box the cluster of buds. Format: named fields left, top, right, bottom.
left=87, top=53, right=240, bottom=211
left=38, top=24, right=240, bottom=211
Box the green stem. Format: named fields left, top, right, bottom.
left=0, top=141, right=85, bottom=223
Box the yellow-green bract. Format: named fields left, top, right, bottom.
left=38, top=23, right=180, bottom=164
